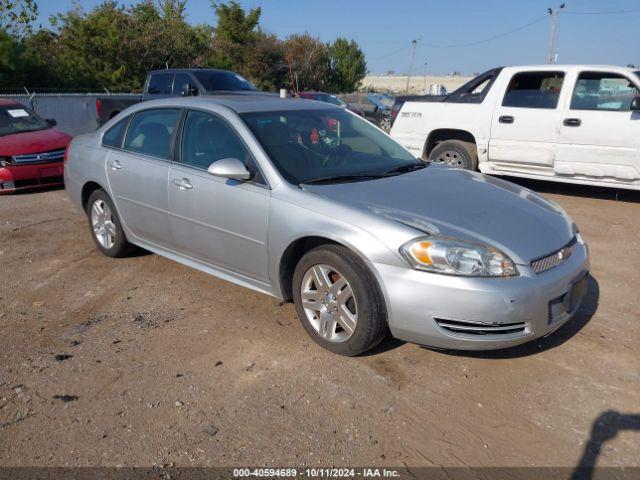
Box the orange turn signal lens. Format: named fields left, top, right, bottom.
left=410, top=241, right=433, bottom=265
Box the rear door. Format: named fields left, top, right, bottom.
left=144, top=73, right=174, bottom=100
left=105, top=108, right=180, bottom=247
left=489, top=70, right=566, bottom=167
left=167, top=109, right=270, bottom=282
left=555, top=70, right=640, bottom=182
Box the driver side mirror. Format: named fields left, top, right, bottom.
left=46, top=118, right=57, bottom=126
left=631, top=95, right=640, bottom=111
left=207, top=158, right=253, bottom=181
left=181, top=83, right=198, bottom=97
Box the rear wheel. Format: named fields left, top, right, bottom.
left=292, top=245, right=388, bottom=356
left=86, top=189, right=133, bottom=257
left=429, top=140, right=478, bottom=170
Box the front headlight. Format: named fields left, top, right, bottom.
left=400, top=236, right=518, bottom=277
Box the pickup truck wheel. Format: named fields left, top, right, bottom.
left=429, top=140, right=478, bottom=170
left=86, top=189, right=133, bottom=258
left=292, top=245, right=388, bottom=356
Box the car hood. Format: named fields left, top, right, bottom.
left=303, top=166, right=574, bottom=264
left=0, top=128, right=71, bottom=156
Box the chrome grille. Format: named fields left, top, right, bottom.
left=12, top=148, right=65, bottom=164
left=435, top=318, right=528, bottom=336
left=531, top=237, right=577, bottom=274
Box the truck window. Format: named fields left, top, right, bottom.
left=173, top=73, right=196, bottom=95
left=571, top=72, right=639, bottom=111
left=446, top=67, right=502, bottom=104
left=147, top=73, right=174, bottom=95
left=502, top=72, right=564, bottom=109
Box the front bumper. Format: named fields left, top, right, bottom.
left=0, top=162, right=64, bottom=194
left=374, top=242, right=590, bottom=350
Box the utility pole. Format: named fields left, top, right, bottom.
left=423, top=61, right=428, bottom=92
left=547, top=3, right=565, bottom=64
left=405, top=39, right=418, bottom=94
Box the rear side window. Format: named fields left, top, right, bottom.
left=147, top=73, right=174, bottom=95
left=571, top=72, right=639, bottom=111
left=123, top=109, right=180, bottom=160
left=502, top=72, right=565, bottom=109
left=102, top=116, right=130, bottom=148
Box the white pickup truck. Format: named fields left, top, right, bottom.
left=390, top=65, right=640, bottom=190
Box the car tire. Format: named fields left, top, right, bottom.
left=429, top=140, right=478, bottom=170
left=86, top=189, right=133, bottom=258
left=292, top=244, right=388, bottom=356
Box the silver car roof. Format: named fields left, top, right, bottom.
left=136, top=95, right=338, bottom=114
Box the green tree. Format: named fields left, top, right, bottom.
left=0, top=0, right=38, bottom=36
left=327, top=38, right=367, bottom=93
left=283, top=33, right=329, bottom=91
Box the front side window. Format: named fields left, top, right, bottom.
left=0, top=104, right=50, bottom=137
left=571, top=72, right=639, bottom=111
left=102, top=116, right=130, bottom=148
left=502, top=72, right=565, bottom=109
left=123, top=109, right=179, bottom=160
left=181, top=110, right=262, bottom=180
left=241, top=108, right=419, bottom=185
left=147, top=73, right=174, bottom=95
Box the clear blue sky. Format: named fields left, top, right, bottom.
left=36, top=0, right=640, bottom=75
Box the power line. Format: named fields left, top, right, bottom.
left=421, top=15, right=548, bottom=48
left=369, top=44, right=411, bottom=61
left=563, top=9, right=640, bottom=15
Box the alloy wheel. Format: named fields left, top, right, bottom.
left=300, top=264, right=358, bottom=342
left=91, top=199, right=117, bottom=249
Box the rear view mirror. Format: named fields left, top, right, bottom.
left=181, top=84, right=198, bottom=97
left=207, top=158, right=253, bottom=181
left=631, top=95, right=640, bottom=111
left=46, top=118, right=57, bottom=126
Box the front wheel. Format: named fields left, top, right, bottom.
left=86, top=189, right=133, bottom=258
left=292, top=245, right=388, bottom=356
left=429, top=140, right=478, bottom=170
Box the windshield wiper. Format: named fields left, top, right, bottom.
left=302, top=173, right=389, bottom=185
left=383, top=162, right=428, bottom=175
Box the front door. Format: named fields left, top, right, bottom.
left=489, top=70, right=566, bottom=168
left=555, top=70, right=640, bottom=182
left=105, top=108, right=180, bottom=246
left=168, top=110, right=270, bottom=282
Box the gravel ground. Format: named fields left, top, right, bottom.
left=0, top=180, right=638, bottom=469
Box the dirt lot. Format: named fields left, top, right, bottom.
left=0, top=180, right=639, bottom=470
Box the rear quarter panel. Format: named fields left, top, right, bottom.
left=64, top=133, right=108, bottom=211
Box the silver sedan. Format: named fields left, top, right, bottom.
left=65, top=96, right=590, bottom=355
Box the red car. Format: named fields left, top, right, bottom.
left=0, top=99, right=71, bottom=194
left=298, top=92, right=365, bottom=117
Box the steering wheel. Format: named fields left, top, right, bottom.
left=323, top=144, right=353, bottom=167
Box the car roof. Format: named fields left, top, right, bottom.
left=134, top=95, right=338, bottom=114
left=503, top=64, right=637, bottom=73
left=148, top=68, right=235, bottom=75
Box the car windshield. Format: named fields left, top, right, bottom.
left=193, top=70, right=257, bottom=91
left=241, top=108, right=422, bottom=185
left=315, top=94, right=346, bottom=107
left=0, top=104, right=50, bottom=137
left=635, top=71, right=640, bottom=82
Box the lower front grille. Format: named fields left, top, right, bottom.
left=548, top=293, right=568, bottom=325
left=434, top=318, right=528, bottom=336
left=14, top=175, right=63, bottom=189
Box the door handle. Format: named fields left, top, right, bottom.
left=563, top=118, right=582, bottom=127
left=108, top=159, right=122, bottom=171
left=172, top=178, right=193, bottom=190
left=499, top=115, right=514, bottom=124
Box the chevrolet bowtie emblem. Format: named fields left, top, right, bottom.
left=558, top=247, right=572, bottom=260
